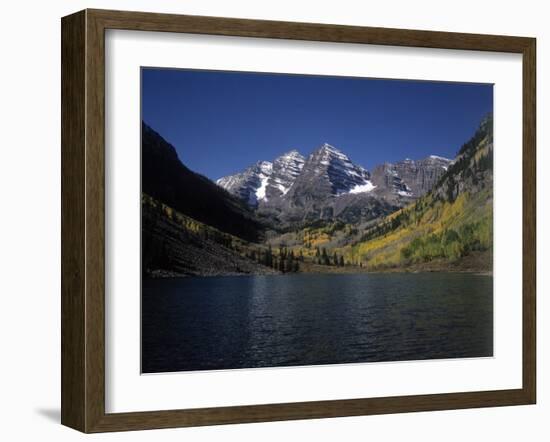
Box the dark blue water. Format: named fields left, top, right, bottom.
left=141, top=273, right=493, bottom=373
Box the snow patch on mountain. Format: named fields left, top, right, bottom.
left=255, top=174, right=270, bottom=201
left=429, top=154, right=451, bottom=161
left=258, top=161, right=273, bottom=174
left=348, top=181, right=376, bottom=194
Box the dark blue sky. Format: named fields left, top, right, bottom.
left=142, top=68, right=492, bottom=180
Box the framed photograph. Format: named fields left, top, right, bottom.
left=61, top=9, right=536, bottom=433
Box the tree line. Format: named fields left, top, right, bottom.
left=314, top=247, right=345, bottom=267
left=246, top=245, right=301, bottom=273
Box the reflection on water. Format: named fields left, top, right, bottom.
left=142, top=273, right=493, bottom=373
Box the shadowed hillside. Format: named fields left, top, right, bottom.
left=142, top=122, right=262, bottom=242
left=142, top=194, right=279, bottom=277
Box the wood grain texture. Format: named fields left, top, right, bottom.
left=60, top=8, right=537, bottom=433
left=90, top=389, right=530, bottom=433
left=89, top=8, right=532, bottom=53
left=522, top=38, right=536, bottom=404
left=84, top=10, right=107, bottom=433
left=61, top=10, right=86, bottom=432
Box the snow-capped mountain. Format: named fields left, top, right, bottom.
left=217, top=143, right=375, bottom=208
left=217, top=142, right=452, bottom=227
left=216, top=150, right=305, bottom=206
left=288, top=143, right=374, bottom=197
left=216, top=160, right=273, bottom=207
left=274, top=143, right=379, bottom=225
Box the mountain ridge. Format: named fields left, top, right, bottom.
left=217, top=145, right=450, bottom=201
left=217, top=142, right=450, bottom=228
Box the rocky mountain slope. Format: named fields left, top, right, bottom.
left=371, top=155, right=451, bottom=198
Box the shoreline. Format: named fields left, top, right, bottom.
left=146, top=250, right=493, bottom=279
left=145, top=267, right=493, bottom=279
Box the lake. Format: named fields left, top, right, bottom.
left=141, top=273, right=493, bottom=373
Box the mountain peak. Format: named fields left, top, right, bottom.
left=273, top=151, right=305, bottom=168
left=289, top=142, right=372, bottom=196
left=313, top=143, right=353, bottom=168
left=281, top=149, right=303, bottom=157
left=318, top=142, right=341, bottom=154
left=256, top=160, right=273, bottom=174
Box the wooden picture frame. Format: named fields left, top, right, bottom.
left=61, top=8, right=536, bottom=433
